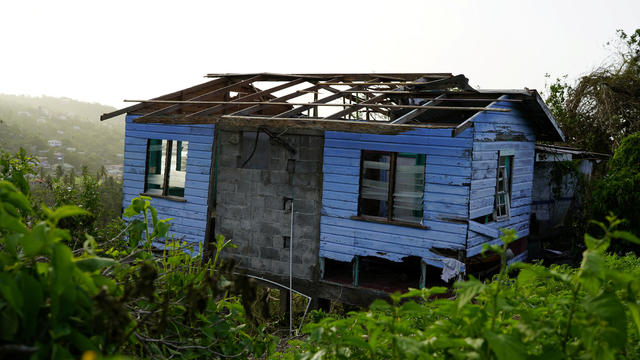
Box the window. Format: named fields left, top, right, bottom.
left=494, top=153, right=513, bottom=221
left=145, top=139, right=188, bottom=198
left=358, top=150, right=426, bottom=224
left=241, top=131, right=270, bottom=169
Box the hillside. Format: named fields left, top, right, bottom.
left=0, top=94, right=125, bottom=175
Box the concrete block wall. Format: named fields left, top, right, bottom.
left=214, top=128, right=324, bottom=280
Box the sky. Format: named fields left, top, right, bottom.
left=1, top=0, right=638, bottom=109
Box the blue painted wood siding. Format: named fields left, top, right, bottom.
left=467, top=99, right=535, bottom=256
left=122, top=115, right=214, bottom=245
left=320, top=128, right=472, bottom=268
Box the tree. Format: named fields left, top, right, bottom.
left=54, top=164, right=63, bottom=178
left=546, top=29, right=640, bottom=154
left=591, top=132, right=640, bottom=241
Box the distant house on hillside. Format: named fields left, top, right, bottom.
left=102, top=73, right=564, bottom=304
left=48, top=140, right=62, bottom=147
left=106, top=164, right=124, bottom=177
left=36, top=156, right=50, bottom=169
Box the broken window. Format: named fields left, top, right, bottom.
left=494, top=153, right=513, bottom=221
left=241, top=131, right=270, bottom=169
left=145, top=139, right=188, bottom=198
left=359, top=151, right=425, bottom=224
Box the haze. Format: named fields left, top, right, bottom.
left=1, top=0, right=638, bottom=108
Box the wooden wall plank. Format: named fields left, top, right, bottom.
left=320, top=129, right=471, bottom=266
left=122, top=115, right=214, bottom=246
left=467, top=100, right=535, bottom=255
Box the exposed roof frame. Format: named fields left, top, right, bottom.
left=99, top=72, right=565, bottom=142
left=271, top=78, right=381, bottom=119
left=133, top=74, right=263, bottom=123
left=183, top=77, right=307, bottom=119
left=226, top=78, right=340, bottom=117
left=319, top=74, right=474, bottom=120
left=123, top=99, right=510, bottom=112
left=390, top=94, right=447, bottom=125
left=205, top=72, right=453, bottom=81
left=99, top=76, right=229, bottom=121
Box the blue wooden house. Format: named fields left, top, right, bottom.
left=102, top=73, right=564, bottom=301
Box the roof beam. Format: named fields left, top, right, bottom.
left=124, top=99, right=510, bottom=112
left=205, top=73, right=452, bottom=81
left=322, top=77, right=439, bottom=120
left=100, top=77, right=229, bottom=121
left=183, top=77, right=307, bottom=118
left=390, top=94, right=447, bottom=124
left=218, top=115, right=457, bottom=134
left=227, top=78, right=340, bottom=117
left=318, top=85, right=389, bottom=116
left=133, top=75, right=263, bottom=122
left=272, top=79, right=380, bottom=119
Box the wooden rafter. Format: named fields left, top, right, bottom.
left=272, top=79, right=381, bottom=119
left=134, top=75, right=263, bottom=122
left=322, top=77, right=429, bottom=120
left=100, top=77, right=229, bottom=121
left=226, top=78, right=340, bottom=117
left=318, top=85, right=389, bottom=116
left=100, top=72, right=564, bottom=142
left=390, top=94, right=447, bottom=125
left=183, top=78, right=307, bottom=118
left=123, top=99, right=511, bottom=112
left=205, top=73, right=452, bottom=81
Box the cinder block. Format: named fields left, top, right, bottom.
left=236, top=181, right=255, bottom=194
left=292, top=199, right=317, bottom=214
left=218, top=218, right=239, bottom=237
left=270, top=171, right=289, bottom=185
left=260, top=247, right=280, bottom=261
left=217, top=181, right=236, bottom=193
left=260, top=171, right=271, bottom=185
left=271, top=260, right=289, bottom=276
left=294, top=213, right=317, bottom=229
left=259, top=221, right=282, bottom=236
left=295, top=161, right=318, bottom=174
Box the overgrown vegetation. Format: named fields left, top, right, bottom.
left=1, top=146, right=640, bottom=359
left=545, top=28, right=640, bottom=154
left=275, top=226, right=640, bottom=359
left=591, top=132, right=640, bottom=243
left=0, top=149, right=275, bottom=359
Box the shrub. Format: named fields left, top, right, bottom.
left=275, top=222, right=640, bottom=359
left=592, top=132, right=640, bottom=241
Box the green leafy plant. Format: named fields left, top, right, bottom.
left=591, top=133, right=640, bottom=243
left=0, top=148, right=277, bottom=359
left=275, top=222, right=640, bottom=360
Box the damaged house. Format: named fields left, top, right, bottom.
left=101, top=73, right=564, bottom=303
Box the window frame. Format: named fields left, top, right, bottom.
left=493, top=151, right=514, bottom=221
left=142, top=139, right=188, bottom=202
left=355, top=150, right=427, bottom=228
